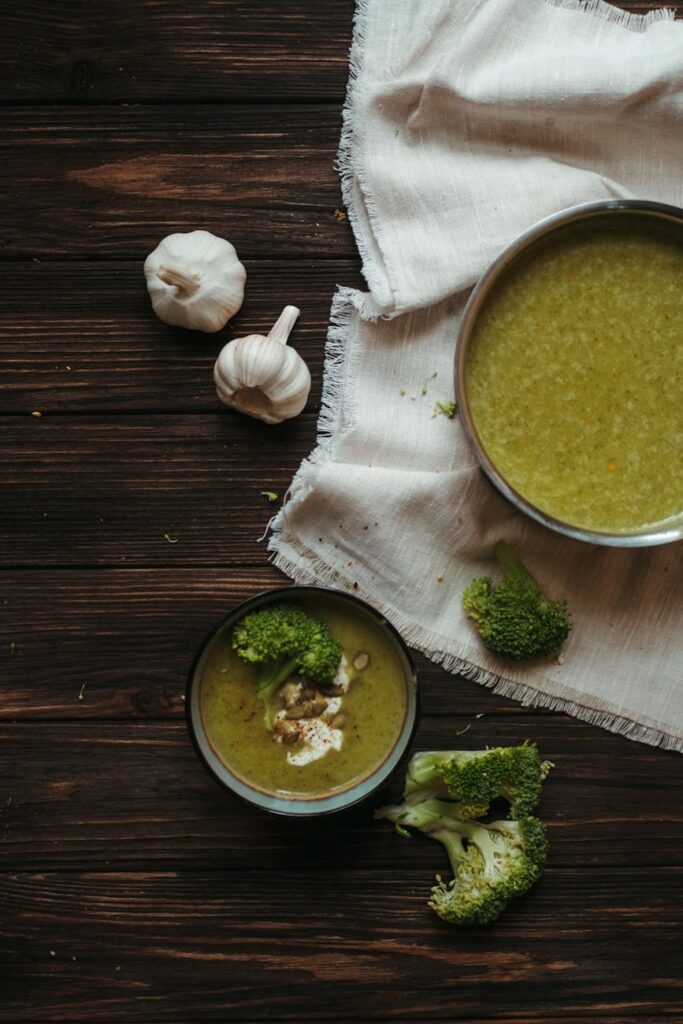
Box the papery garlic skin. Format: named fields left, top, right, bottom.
left=214, top=306, right=311, bottom=425
left=144, top=230, right=246, bottom=333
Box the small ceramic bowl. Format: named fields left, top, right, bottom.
left=186, top=585, right=419, bottom=816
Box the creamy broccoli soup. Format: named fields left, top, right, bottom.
left=466, top=217, right=683, bottom=534
left=200, top=597, right=409, bottom=798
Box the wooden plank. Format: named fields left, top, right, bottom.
left=0, top=0, right=354, bottom=103
left=0, top=564, right=674, bottom=730
left=1, top=721, right=680, bottom=871
left=0, top=260, right=362, bottom=413
left=0, top=413, right=318, bottom=566
left=0, top=106, right=353, bottom=260
left=0, top=567, right=555, bottom=720
left=1, top=868, right=681, bottom=1022
left=0, top=2, right=680, bottom=105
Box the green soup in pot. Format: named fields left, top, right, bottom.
left=465, top=217, right=683, bottom=534
left=200, top=596, right=409, bottom=798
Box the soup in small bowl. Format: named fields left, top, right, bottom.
left=187, top=586, right=418, bottom=815
left=456, top=200, right=683, bottom=546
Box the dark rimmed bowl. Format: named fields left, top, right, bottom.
left=186, top=585, right=419, bottom=816
left=454, top=199, right=683, bottom=548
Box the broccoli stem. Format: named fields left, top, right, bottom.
left=494, top=541, right=539, bottom=593
left=404, top=752, right=448, bottom=791
left=430, top=828, right=468, bottom=875
left=256, top=654, right=300, bottom=702
left=262, top=700, right=277, bottom=731
left=404, top=784, right=449, bottom=806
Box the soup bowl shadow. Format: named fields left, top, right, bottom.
left=186, top=585, right=419, bottom=817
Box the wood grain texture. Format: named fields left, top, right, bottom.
left=0, top=106, right=352, bottom=260
left=0, top=414, right=318, bottom=566
left=0, top=260, right=363, bottom=413
left=0, top=0, right=354, bottom=103
left=0, top=1, right=680, bottom=104
left=1, top=868, right=681, bottom=1023
left=1, top=720, right=681, bottom=871
left=0, top=567, right=550, bottom=719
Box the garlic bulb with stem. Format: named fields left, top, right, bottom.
left=214, top=306, right=311, bottom=425
left=144, top=230, right=246, bottom=333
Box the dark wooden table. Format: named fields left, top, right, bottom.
left=1, top=3, right=682, bottom=1021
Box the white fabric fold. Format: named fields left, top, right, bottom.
left=270, top=0, right=683, bottom=750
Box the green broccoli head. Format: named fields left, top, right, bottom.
left=498, top=742, right=553, bottom=817
left=429, top=815, right=548, bottom=925
left=232, top=602, right=342, bottom=722
left=463, top=541, right=571, bottom=661
left=438, top=750, right=506, bottom=818
left=403, top=749, right=504, bottom=818
left=295, top=614, right=344, bottom=682
left=405, top=743, right=552, bottom=818
left=375, top=798, right=547, bottom=926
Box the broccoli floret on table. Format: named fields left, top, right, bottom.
left=375, top=798, right=548, bottom=926
left=232, top=602, right=342, bottom=723
left=375, top=740, right=553, bottom=926
left=463, top=540, right=572, bottom=661
left=404, top=742, right=553, bottom=818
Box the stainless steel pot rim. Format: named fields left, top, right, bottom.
left=454, top=199, right=683, bottom=548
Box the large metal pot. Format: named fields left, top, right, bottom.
left=454, top=199, right=683, bottom=547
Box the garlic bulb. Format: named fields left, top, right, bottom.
left=144, top=230, right=246, bottom=333
left=214, top=306, right=311, bottom=424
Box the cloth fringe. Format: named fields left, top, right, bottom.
left=268, top=291, right=358, bottom=541
left=335, top=0, right=397, bottom=318
left=544, top=0, right=676, bottom=30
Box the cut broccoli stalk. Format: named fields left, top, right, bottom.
left=255, top=654, right=301, bottom=704
left=232, top=602, right=342, bottom=726
left=494, top=540, right=540, bottom=591
left=463, top=541, right=572, bottom=661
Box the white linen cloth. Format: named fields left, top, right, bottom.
left=270, top=0, right=683, bottom=751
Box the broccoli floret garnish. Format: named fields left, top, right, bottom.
left=375, top=799, right=548, bottom=926
left=232, top=602, right=342, bottom=724
left=404, top=743, right=553, bottom=818
left=463, top=540, right=572, bottom=661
